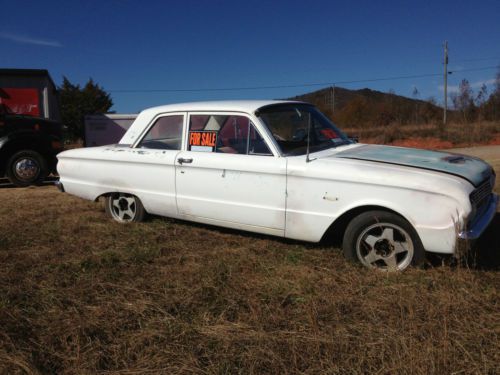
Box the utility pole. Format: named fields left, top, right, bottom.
left=330, top=85, right=335, bottom=114
left=443, top=41, right=448, bottom=127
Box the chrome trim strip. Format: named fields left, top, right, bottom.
left=459, top=193, right=498, bottom=240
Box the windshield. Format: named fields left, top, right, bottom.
left=257, top=103, right=352, bottom=156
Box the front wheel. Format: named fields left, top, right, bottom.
left=6, top=150, right=48, bottom=187
left=342, top=211, right=425, bottom=271
left=104, top=193, right=146, bottom=223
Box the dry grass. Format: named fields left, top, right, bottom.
left=0, top=152, right=499, bottom=374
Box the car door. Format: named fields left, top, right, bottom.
left=122, top=112, right=185, bottom=217
left=175, top=112, right=287, bottom=235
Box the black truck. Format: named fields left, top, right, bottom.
left=0, top=69, right=63, bottom=186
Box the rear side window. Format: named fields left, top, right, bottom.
left=188, top=114, right=272, bottom=155
left=138, top=115, right=183, bottom=150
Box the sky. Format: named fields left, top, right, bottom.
left=1, top=0, right=499, bottom=113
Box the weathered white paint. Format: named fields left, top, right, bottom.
left=176, top=151, right=287, bottom=231
left=57, top=100, right=494, bottom=255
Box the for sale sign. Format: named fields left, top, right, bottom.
left=188, top=130, right=217, bottom=152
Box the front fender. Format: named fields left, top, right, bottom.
left=285, top=176, right=470, bottom=254
left=335, top=194, right=467, bottom=254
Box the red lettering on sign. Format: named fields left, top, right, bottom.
left=189, top=131, right=217, bottom=147
left=189, top=132, right=201, bottom=146
left=201, top=132, right=216, bottom=147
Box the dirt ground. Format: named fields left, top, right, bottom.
left=388, top=134, right=500, bottom=150
left=450, top=145, right=500, bottom=196
left=0, top=146, right=499, bottom=374
left=450, top=144, right=500, bottom=165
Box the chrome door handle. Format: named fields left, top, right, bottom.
left=177, top=157, right=193, bottom=164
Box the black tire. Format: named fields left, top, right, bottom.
left=342, top=210, right=425, bottom=271
left=104, top=193, right=147, bottom=223
left=6, top=150, right=48, bottom=187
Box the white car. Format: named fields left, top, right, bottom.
left=56, top=100, right=498, bottom=271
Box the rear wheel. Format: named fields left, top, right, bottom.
left=6, top=150, right=48, bottom=187
left=342, top=210, right=425, bottom=271
left=105, top=193, right=146, bottom=223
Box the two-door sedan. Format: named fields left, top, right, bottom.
left=56, top=100, right=498, bottom=271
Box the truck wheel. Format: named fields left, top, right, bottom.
left=6, top=150, right=48, bottom=187
left=105, top=193, right=147, bottom=223
left=342, top=210, right=425, bottom=271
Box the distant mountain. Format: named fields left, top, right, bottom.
left=289, top=86, right=444, bottom=128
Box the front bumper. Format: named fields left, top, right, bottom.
left=458, top=193, right=498, bottom=240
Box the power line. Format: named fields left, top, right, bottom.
left=453, top=57, right=500, bottom=63
left=108, top=65, right=499, bottom=94
left=449, top=65, right=499, bottom=74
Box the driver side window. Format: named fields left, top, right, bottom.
left=188, top=114, right=272, bottom=155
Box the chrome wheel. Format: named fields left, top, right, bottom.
left=108, top=194, right=138, bottom=222
left=356, top=223, right=414, bottom=271
left=14, top=157, right=40, bottom=181
left=6, top=150, right=48, bottom=187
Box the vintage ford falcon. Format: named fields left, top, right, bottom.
left=56, top=100, right=498, bottom=271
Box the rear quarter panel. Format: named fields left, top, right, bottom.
left=57, top=146, right=179, bottom=217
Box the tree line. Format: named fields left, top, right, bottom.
left=450, top=71, right=500, bottom=123
left=301, top=67, right=500, bottom=129
left=58, top=77, right=113, bottom=141
left=59, top=67, right=500, bottom=141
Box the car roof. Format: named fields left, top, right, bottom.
left=140, top=100, right=307, bottom=114
left=119, top=100, right=308, bottom=145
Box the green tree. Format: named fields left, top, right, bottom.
left=59, top=77, right=113, bottom=140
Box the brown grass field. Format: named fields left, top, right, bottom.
left=345, top=121, right=500, bottom=149
left=0, top=146, right=499, bottom=374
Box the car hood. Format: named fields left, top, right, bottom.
left=334, top=144, right=492, bottom=187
